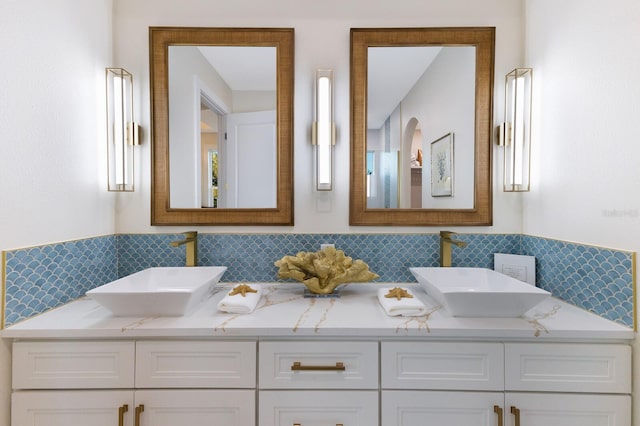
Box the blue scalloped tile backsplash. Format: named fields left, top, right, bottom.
left=117, top=233, right=522, bottom=282
left=521, top=236, right=634, bottom=327
left=2, top=233, right=635, bottom=328
left=3, top=236, right=117, bottom=326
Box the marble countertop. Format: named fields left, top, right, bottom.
left=1, top=283, right=634, bottom=341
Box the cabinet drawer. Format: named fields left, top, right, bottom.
left=382, top=342, right=504, bottom=391
left=260, top=390, right=378, bottom=426
left=505, top=343, right=631, bottom=393
left=12, top=341, right=135, bottom=389
left=259, top=341, right=378, bottom=389
left=135, top=340, right=256, bottom=388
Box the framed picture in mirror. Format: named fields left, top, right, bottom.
left=430, top=132, right=454, bottom=197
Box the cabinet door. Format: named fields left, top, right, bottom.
left=382, top=390, right=504, bottom=426
left=505, top=392, right=631, bottom=426
left=134, top=390, right=255, bottom=426
left=259, top=341, right=378, bottom=389
left=12, top=390, right=133, bottom=426
left=260, top=390, right=378, bottom=426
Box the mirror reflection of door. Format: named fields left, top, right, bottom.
left=409, top=124, right=423, bottom=209
left=200, top=99, right=222, bottom=208
left=399, top=116, right=423, bottom=209
left=199, top=98, right=276, bottom=208
left=225, top=110, right=276, bottom=208
left=206, top=150, right=219, bottom=207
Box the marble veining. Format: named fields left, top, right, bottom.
left=1, top=283, right=632, bottom=341
left=524, top=304, right=562, bottom=337
left=394, top=305, right=443, bottom=334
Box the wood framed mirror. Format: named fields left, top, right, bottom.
left=150, top=27, right=294, bottom=225
left=350, top=27, right=495, bottom=226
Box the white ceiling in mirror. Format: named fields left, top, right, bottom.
left=367, top=46, right=442, bottom=129
left=197, top=46, right=276, bottom=91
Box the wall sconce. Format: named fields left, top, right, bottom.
left=498, top=68, right=532, bottom=192
left=312, top=69, right=335, bottom=191
left=106, top=67, right=139, bottom=192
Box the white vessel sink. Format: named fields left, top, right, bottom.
left=409, top=267, right=550, bottom=317
left=86, top=266, right=227, bottom=316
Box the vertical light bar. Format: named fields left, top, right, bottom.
left=106, top=68, right=138, bottom=192
left=313, top=69, right=334, bottom=191
left=503, top=68, right=532, bottom=192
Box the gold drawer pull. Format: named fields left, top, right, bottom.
left=118, top=404, right=128, bottom=426
left=294, top=424, right=343, bottom=426
left=291, top=361, right=346, bottom=371
left=494, top=405, right=503, bottom=426
left=510, top=406, right=521, bottom=426
left=135, top=404, right=145, bottom=426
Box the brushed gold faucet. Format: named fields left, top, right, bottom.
left=170, top=231, right=198, bottom=267
left=439, top=231, right=467, bottom=267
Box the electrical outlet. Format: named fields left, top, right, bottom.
left=320, top=243, right=335, bottom=250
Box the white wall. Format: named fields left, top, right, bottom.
left=523, top=0, right=640, bottom=423
left=523, top=0, right=640, bottom=248
left=0, top=0, right=116, bottom=423
left=113, top=0, right=525, bottom=234
left=0, top=0, right=116, bottom=249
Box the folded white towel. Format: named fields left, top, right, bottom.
left=377, top=287, right=426, bottom=317
left=217, top=284, right=263, bottom=314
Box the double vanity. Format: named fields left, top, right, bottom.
left=2, top=266, right=633, bottom=426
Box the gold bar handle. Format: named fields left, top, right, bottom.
left=493, top=405, right=503, bottom=426
left=293, top=424, right=343, bottom=426
left=118, top=404, right=128, bottom=426
left=510, top=406, right=520, bottom=426
left=135, top=404, right=145, bottom=426
left=291, top=361, right=345, bottom=371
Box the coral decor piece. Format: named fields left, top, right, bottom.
left=274, top=246, right=379, bottom=294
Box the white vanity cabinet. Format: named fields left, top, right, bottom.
left=381, top=342, right=632, bottom=426
left=258, top=341, right=379, bottom=426
left=10, top=339, right=633, bottom=426
left=11, top=340, right=256, bottom=426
